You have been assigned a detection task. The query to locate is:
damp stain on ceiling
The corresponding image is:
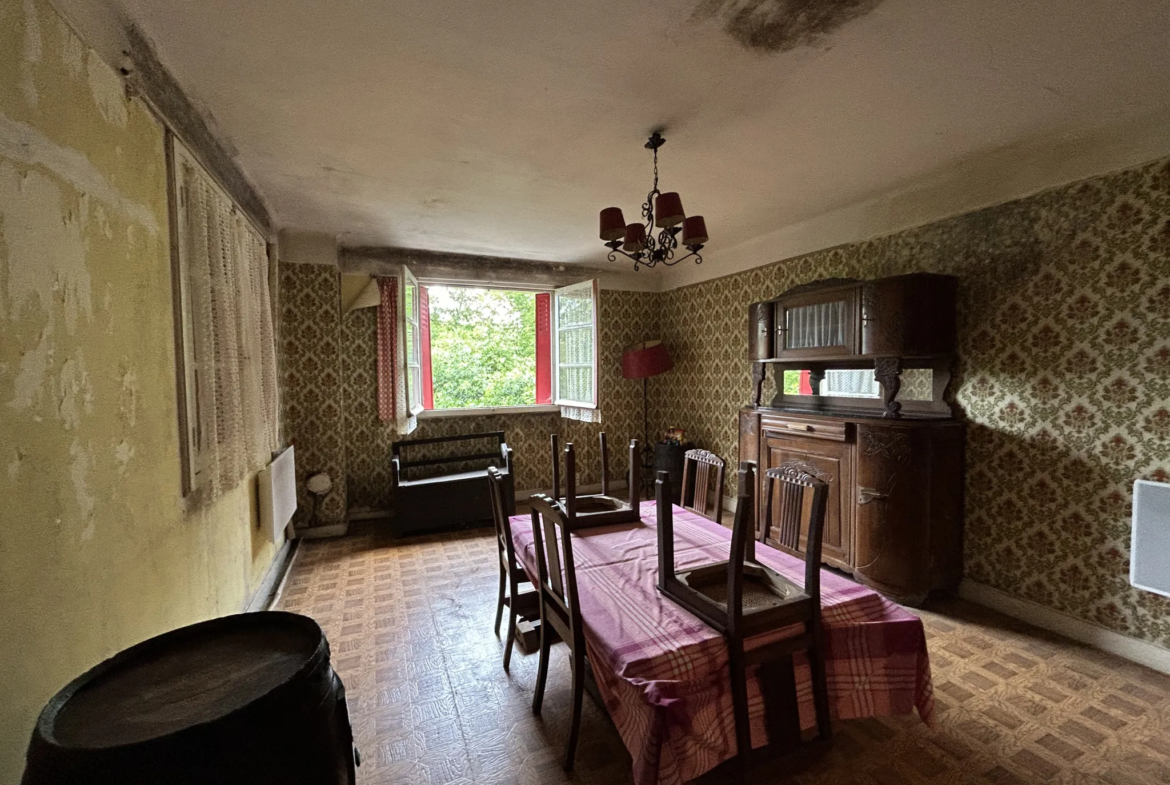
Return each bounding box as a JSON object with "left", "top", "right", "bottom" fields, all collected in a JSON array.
[{"left": 693, "top": 0, "right": 884, "bottom": 53}]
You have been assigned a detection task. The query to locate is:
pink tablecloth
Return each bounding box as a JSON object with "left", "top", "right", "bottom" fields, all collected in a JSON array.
[{"left": 510, "top": 501, "right": 934, "bottom": 785}]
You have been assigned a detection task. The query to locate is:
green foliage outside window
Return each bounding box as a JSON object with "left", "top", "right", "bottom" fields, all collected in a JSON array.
[
  {"left": 429, "top": 287, "right": 536, "bottom": 408},
  {"left": 783, "top": 369, "right": 802, "bottom": 395}
]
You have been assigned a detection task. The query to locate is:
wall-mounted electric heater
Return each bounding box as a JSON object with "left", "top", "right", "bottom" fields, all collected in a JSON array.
[
  {"left": 1131, "top": 479, "right": 1170, "bottom": 597},
  {"left": 258, "top": 445, "right": 297, "bottom": 543}
]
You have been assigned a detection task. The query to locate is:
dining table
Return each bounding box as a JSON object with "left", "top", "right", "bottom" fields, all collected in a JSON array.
[{"left": 508, "top": 500, "right": 934, "bottom": 785}]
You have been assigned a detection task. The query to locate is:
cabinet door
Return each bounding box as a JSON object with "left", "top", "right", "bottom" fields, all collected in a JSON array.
[
  {"left": 853, "top": 425, "right": 931, "bottom": 603},
  {"left": 775, "top": 287, "right": 859, "bottom": 361},
  {"left": 760, "top": 431, "right": 852, "bottom": 570}
]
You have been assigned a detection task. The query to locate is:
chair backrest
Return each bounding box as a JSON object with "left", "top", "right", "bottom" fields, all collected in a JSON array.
[
  {"left": 487, "top": 464, "right": 516, "bottom": 566},
  {"left": 528, "top": 493, "right": 582, "bottom": 638},
  {"left": 762, "top": 462, "right": 830, "bottom": 604},
  {"left": 681, "top": 449, "right": 725, "bottom": 522}
]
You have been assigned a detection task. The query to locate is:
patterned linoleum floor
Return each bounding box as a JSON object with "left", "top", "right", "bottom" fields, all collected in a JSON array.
[{"left": 276, "top": 524, "right": 1170, "bottom": 784}]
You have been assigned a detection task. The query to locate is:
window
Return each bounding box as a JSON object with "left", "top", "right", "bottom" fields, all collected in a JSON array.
[
  {"left": 404, "top": 268, "right": 423, "bottom": 414},
  {"left": 169, "top": 134, "right": 279, "bottom": 500},
  {"left": 401, "top": 278, "right": 597, "bottom": 414},
  {"left": 553, "top": 280, "right": 598, "bottom": 409}
]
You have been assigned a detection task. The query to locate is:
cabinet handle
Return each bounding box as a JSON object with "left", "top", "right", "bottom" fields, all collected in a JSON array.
[
  {"left": 858, "top": 487, "right": 889, "bottom": 505},
  {"left": 786, "top": 423, "right": 813, "bottom": 432}
]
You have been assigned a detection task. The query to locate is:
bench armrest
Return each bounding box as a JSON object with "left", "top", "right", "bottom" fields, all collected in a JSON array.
[
  {"left": 500, "top": 443, "right": 514, "bottom": 473},
  {"left": 391, "top": 456, "right": 401, "bottom": 487}
]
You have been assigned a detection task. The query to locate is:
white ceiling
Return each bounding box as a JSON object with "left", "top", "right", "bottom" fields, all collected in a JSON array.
[{"left": 73, "top": 0, "right": 1170, "bottom": 273}]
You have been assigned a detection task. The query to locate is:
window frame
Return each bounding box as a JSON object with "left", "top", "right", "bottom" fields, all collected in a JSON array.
[
  {"left": 552, "top": 279, "right": 599, "bottom": 410},
  {"left": 167, "top": 131, "right": 277, "bottom": 498},
  {"left": 403, "top": 267, "right": 424, "bottom": 416},
  {"left": 415, "top": 281, "right": 548, "bottom": 414}
]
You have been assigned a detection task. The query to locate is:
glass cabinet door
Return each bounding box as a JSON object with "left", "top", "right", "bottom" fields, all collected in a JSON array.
[{"left": 776, "top": 288, "right": 859, "bottom": 359}]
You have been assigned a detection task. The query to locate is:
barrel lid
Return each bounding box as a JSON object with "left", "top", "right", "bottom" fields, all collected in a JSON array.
[{"left": 42, "top": 612, "right": 326, "bottom": 749}]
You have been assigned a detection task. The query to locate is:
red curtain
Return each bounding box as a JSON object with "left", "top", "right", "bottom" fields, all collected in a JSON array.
[
  {"left": 376, "top": 277, "right": 397, "bottom": 422},
  {"left": 535, "top": 292, "right": 552, "bottom": 404}
]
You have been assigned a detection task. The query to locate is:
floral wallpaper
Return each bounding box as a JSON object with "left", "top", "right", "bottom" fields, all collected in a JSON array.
[
  {"left": 280, "top": 263, "right": 347, "bottom": 525},
  {"left": 655, "top": 155, "right": 1170, "bottom": 648}
]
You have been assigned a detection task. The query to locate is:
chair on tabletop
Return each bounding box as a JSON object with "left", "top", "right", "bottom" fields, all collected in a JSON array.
[
  {"left": 487, "top": 465, "right": 536, "bottom": 672},
  {"left": 656, "top": 461, "right": 832, "bottom": 767},
  {"left": 549, "top": 432, "right": 641, "bottom": 528},
  {"left": 528, "top": 493, "right": 591, "bottom": 771}
]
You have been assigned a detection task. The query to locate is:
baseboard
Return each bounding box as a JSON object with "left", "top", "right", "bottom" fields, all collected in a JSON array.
[
  {"left": 959, "top": 579, "right": 1170, "bottom": 675},
  {"left": 348, "top": 509, "right": 392, "bottom": 521},
  {"left": 244, "top": 538, "right": 297, "bottom": 612},
  {"left": 296, "top": 521, "right": 349, "bottom": 539}
]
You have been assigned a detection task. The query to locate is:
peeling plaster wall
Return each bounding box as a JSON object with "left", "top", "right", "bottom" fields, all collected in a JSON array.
[{"left": 0, "top": 0, "right": 280, "bottom": 778}]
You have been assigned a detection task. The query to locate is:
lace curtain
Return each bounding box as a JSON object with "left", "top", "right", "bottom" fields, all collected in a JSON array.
[{"left": 174, "top": 140, "right": 280, "bottom": 501}]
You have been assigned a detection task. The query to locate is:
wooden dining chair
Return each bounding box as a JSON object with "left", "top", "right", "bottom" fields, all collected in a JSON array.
[
  {"left": 656, "top": 461, "right": 832, "bottom": 765},
  {"left": 488, "top": 464, "right": 536, "bottom": 673},
  {"left": 549, "top": 433, "right": 641, "bottom": 528},
  {"left": 680, "top": 448, "right": 726, "bottom": 523},
  {"left": 528, "top": 492, "right": 590, "bottom": 772}
]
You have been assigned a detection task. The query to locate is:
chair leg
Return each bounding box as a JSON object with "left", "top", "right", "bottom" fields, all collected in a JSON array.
[
  {"left": 563, "top": 646, "right": 585, "bottom": 771},
  {"left": 532, "top": 608, "right": 551, "bottom": 715},
  {"left": 494, "top": 562, "right": 506, "bottom": 637},
  {"left": 728, "top": 643, "right": 752, "bottom": 761},
  {"left": 503, "top": 598, "right": 519, "bottom": 673},
  {"left": 809, "top": 636, "right": 832, "bottom": 742}
]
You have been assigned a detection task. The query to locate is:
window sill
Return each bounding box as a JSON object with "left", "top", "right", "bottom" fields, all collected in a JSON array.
[{"left": 418, "top": 404, "right": 562, "bottom": 419}]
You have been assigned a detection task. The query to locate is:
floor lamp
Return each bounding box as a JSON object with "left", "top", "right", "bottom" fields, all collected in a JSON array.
[{"left": 621, "top": 340, "right": 674, "bottom": 497}]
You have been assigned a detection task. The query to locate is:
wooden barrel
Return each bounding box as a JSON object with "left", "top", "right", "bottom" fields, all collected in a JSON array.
[{"left": 22, "top": 611, "right": 357, "bottom": 785}]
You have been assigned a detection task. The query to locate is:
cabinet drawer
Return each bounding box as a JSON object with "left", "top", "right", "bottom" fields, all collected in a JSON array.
[{"left": 761, "top": 415, "right": 847, "bottom": 442}]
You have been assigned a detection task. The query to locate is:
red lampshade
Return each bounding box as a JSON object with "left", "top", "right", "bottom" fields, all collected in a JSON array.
[
  {"left": 623, "top": 223, "right": 647, "bottom": 251},
  {"left": 599, "top": 207, "right": 626, "bottom": 241},
  {"left": 622, "top": 340, "right": 673, "bottom": 379},
  {"left": 654, "top": 192, "right": 685, "bottom": 228},
  {"left": 682, "top": 215, "right": 708, "bottom": 246}
]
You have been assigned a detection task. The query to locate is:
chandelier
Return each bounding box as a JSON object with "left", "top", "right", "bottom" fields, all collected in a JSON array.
[{"left": 598, "top": 131, "right": 707, "bottom": 271}]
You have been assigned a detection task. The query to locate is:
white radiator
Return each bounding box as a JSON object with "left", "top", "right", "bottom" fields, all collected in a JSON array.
[
  {"left": 1131, "top": 479, "right": 1170, "bottom": 597},
  {"left": 258, "top": 445, "right": 297, "bottom": 543}
]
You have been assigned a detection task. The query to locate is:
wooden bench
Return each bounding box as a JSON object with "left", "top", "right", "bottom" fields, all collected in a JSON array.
[{"left": 391, "top": 431, "right": 515, "bottom": 536}]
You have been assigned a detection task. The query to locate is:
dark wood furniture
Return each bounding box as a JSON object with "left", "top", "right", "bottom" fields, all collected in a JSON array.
[
  {"left": 680, "top": 449, "right": 725, "bottom": 523},
  {"left": 550, "top": 432, "right": 641, "bottom": 528},
  {"left": 653, "top": 440, "right": 694, "bottom": 504},
  {"left": 749, "top": 273, "right": 957, "bottom": 418},
  {"left": 742, "top": 273, "right": 964, "bottom": 606},
  {"left": 656, "top": 462, "right": 831, "bottom": 764},
  {"left": 488, "top": 466, "right": 537, "bottom": 672},
  {"left": 390, "top": 431, "right": 514, "bottom": 536},
  {"left": 529, "top": 493, "right": 590, "bottom": 772},
  {"left": 23, "top": 612, "right": 357, "bottom": 785}
]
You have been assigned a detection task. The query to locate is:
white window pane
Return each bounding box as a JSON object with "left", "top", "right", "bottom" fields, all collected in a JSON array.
[
  {"left": 558, "top": 326, "right": 592, "bottom": 365},
  {"left": 557, "top": 290, "right": 593, "bottom": 326}
]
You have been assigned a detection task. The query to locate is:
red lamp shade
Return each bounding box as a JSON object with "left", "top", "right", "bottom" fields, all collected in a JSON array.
[
  {"left": 623, "top": 223, "right": 647, "bottom": 251},
  {"left": 682, "top": 215, "right": 708, "bottom": 246},
  {"left": 654, "top": 192, "right": 685, "bottom": 228},
  {"left": 622, "top": 340, "right": 673, "bottom": 380},
  {"left": 599, "top": 207, "right": 626, "bottom": 241}
]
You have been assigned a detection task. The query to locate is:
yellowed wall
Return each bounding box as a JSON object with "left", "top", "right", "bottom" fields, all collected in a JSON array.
[{"left": 0, "top": 0, "right": 280, "bottom": 778}]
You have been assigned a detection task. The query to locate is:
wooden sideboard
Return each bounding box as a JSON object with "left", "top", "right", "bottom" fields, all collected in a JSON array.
[
  {"left": 739, "top": 409, "right": 963, "bottom": 605},
  {"left": 740, "top": 273, "right": 964, "bottom": 605}
]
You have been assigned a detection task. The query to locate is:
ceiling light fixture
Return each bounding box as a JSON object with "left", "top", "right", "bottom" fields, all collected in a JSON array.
[{"left": 598, "top": 131, "right": 707, "bottom": 271}]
